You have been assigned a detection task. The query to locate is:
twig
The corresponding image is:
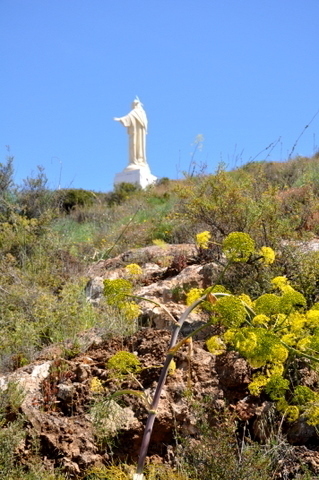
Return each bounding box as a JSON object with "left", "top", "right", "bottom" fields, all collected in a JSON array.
[
  {"left": 288, "top": 107, "right": 319, "bottom": 159},
  {"left": 250, "top": 136, "right": 281, "bottom": 163}
]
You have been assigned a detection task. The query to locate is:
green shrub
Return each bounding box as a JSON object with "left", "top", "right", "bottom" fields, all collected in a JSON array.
[
  {"left": 0, "top": 278, "right": 99, "bottom": 369},
  {"left": 56, "top": 188, "right": 96, "bottom": 213},
  {"left": 176, "top": 164, "right": 319, "bottom": 248},
  {"left": 105, "top": 182, "right": 141, "bottom": 206},
  {"left": 0, "top": 211, "right": 54, "bottom": 267},
  {"left": 0, "top": 155, "right": 14, "bottom": 195},
  {"left": 0, "top": 382, "right": 26, "bottom": 477},
  {"left": 18, "top": 166, "right": 59, "bottom": 219},
  {"left": 178, "top": 409, "right": 271, "bottom": 480},
  {"left": 85, "top": 464, "right": 189, "bottom": 480},
  {"left": 0, "top": 416, "right": 26, "bottom": 477}
]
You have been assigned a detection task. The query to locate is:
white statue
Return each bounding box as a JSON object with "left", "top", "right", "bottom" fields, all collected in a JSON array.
[{"left": 114, "top": 97, "right": 148, "bottom": 170}]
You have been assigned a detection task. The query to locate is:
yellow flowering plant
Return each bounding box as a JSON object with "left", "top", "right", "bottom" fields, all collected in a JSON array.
[
  {"left": 102, "top": 232, "right": 319, "bottom": 479},
  {"left": 259, "top": 246, "right": 276, "bottom": 265},
  {"left": 107, "top": 351, "right": 141, "bottom": 378},
  {"left": 222, "top": 232, "right": 255, "bottom": 262},
  {"left": 103, "top": 278, "right": 141, "bottom": 323},
  {"left": 90, "top": 377, "right": 104, "bottom": 394},
  {"left": 204, "top": 274, "right": 319, "bottom": 429},
  {"left": 195, "top": 231, "right": 211, "bottom": 249},
  {"left": 152, "top": 238, "right": 167, "bottom": 247},
  {"left": 125, "top": 263, "right": 143, "bottom": 276},
  {"left": 185, "top": 288, "right": 204, "bottom": 306}
]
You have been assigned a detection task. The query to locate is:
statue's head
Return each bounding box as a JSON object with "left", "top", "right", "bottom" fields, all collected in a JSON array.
[{"left": 132, "top": 96, "right": 142, "bottom": 108}]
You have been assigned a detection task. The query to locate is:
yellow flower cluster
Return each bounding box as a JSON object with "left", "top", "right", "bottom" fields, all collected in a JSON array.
[
  {"left": 259, "top": 246, "right": 276, "bottom": 265},
  {"left": 185, "top": 272, "right": 319, "bottom": 425},
  {"left": 107, "top": 351, "right": 141, "bottom": 377},
  {"left": 285, "top": 406, "right": 300, "bottom": 422},
  {"left": 250, "top": 372, "right": 289, "bottom": 401},
  {"left": 238, "top": 293, "right": 253, "bottom": 308},
  {"left": 248, "top": 374, "right": 268, "bottom": 396},
  {"left": 103, "top": 278, "right": 141, "bottom": 321},
  {"left": 288, "top": 311, "right": 306, "bottom": 333},
  {"left": 225, "top": 326, "right": 288, "bottom": 368},
  {"left": 279, "top": 290, "right": 306, "bottom": 314},
  {"left": 214, "top": 295, "right": 247, "bottom": 328},
  {"left": 296, "top": 337, "right": 311, "bottom": 351},
  {"left": 306, "top": 309, "right": 319, "bottom": 327},
  {"left": 277, "top": 399, "right": 300, "bottom": 422},
  {"left": 103, "top": 278, "right": 133, "bottom": 303},
  {"left": 125, "top": 263, "right": 143, "bottom": 276},
  {"left": 195, "top": 231, "right": 211, "bottom": 249},
  {"left": 222, "top": 232, "right": 255, "bottom": 262},
  {"left": 267, "top": 363, "right": 284, "bottom": 377},
  {"left": 271, "top": 276, "right": 291, "bottom": 291},
  {"left": 90, "top": 377, "right": 104, "bottom": 394},
  {"left": 281, "top": 332, "right": 297, "bottom": 346},
  {"left": 252, "top": 314, "right": 270, "bottom": 326},
  {"left": 206, "top": 336, "right": 226, "bottom": 355},
  {"left": 120, "top": 301, "right": 141, "bottom": 321},
  {"left": 152, "top": 238, "right": 167, "bottom": 247},
  {"left": 306, "top": 405, "right": 319, "bottom": 426},
  {"left": 211, "top": 284, "right": 231, "bottom": 294},
  {"left": 185, "top": 288, "right": 204, "bottom": 306}
]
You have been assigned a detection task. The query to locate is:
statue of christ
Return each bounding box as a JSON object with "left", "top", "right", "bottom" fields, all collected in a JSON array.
[{"left": 114, "top": 97, "right": 148, "bottom": 169}]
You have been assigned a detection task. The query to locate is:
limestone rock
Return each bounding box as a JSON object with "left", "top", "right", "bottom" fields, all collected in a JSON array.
[
  {"left": 87, "top": 243, "right": 197, "bottom": 277},
  {"left": 85, "top": 244, "right": 221, "bottom": 332}
]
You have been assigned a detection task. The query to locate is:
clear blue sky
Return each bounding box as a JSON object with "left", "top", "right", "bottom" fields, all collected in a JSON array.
[{"left": 1, "top": 0, "right": 319, "bottom": 192}]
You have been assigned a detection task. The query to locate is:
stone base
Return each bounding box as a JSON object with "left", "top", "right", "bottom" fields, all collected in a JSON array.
[{"left": 114, "top": 166, "right": 157, "bottom": 189}]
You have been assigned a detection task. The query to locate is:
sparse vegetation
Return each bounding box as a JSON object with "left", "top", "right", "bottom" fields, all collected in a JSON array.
[{"left": 2, "top": 155, "right": 319, "bottom": 478}]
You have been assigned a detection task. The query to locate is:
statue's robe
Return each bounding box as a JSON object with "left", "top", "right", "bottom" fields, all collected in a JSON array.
[{"left": 118, "top": 106, "right": 148, "bottom": 168}]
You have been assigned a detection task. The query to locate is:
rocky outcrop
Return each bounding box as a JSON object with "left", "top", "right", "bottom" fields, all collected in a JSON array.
[
  {"left": 87, "top": 243, "right": 198, "bottom": 277},
  {"left": 2, "top": 323, "right": 319, "bottom": 477},
  {"left": 0, "top": 328, "right": 251, "bottom": 474},
  {"left": 86, "top": 244, "right": 222, "bottom": 330}
]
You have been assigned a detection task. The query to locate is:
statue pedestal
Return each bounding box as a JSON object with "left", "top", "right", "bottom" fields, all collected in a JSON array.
[{"left": 114, "top": 165, "right": 157, "bottom": 189}]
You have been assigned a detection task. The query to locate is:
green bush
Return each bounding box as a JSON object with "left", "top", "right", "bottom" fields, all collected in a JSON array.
[
  {"left": 105, "top": 182, "right": 141, "bottom": 206},
  {"left": 176, "top": 162, "right": 319, "bottom": 248},
  {"left": 178, "top": 409, "right": 271, "bottom": 480},
  {"left": 0, "top": 278, "right": 99, "bottom": 369},
  {"left": 18, "top": 166, "right": 58, "bottom": 219},
  {"left": 0, "top": 382, "right": 26, "bottom": 477},
  {"left": 56, "top": 188, "right": 96, "bottom": 213}
]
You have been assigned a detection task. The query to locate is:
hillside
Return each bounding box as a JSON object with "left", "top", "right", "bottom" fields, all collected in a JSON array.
[{"left": 1, "top": 155, "right": 319, "bottom": 479}]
